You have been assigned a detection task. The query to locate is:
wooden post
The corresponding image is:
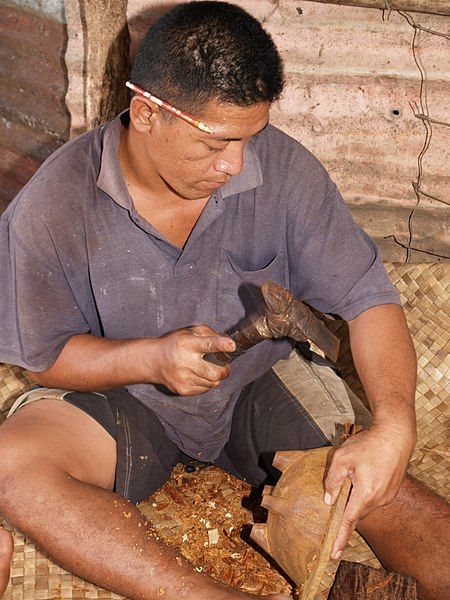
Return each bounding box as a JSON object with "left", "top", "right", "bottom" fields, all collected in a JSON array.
[
  {"left": 299, "top": 0, "right": 450, "bottom": 17},
  {"left": 329, "top": 561, "right": 418, "bottom": 599},
  {"left": 64, "top": 0, "right": 130, "bottom": 137}
]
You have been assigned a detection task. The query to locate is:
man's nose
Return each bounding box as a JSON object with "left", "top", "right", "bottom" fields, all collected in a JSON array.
[{"left": 214, "top": 142, "right": 245, "bottom": 176}]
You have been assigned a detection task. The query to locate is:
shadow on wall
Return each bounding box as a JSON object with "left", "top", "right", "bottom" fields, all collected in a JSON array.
[
  {"left": 95, "top": 1, "right": 182, "bottom": 125},
  {"left": 128, "top": 2, "right": 180, "bottom": 61}
]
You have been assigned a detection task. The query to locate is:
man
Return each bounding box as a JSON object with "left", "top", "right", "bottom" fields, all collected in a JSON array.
[{"left": 0, "top": 2, "right": 448, "bottom": 599}]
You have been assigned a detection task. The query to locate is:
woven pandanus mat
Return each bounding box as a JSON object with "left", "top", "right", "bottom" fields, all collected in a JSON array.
[
  {"left": 0, "top": 521, "right": 124, "bottom": 600},
  {"left": 0, "top": 364, "right": 33, "bottom": 422},
  {"left": 0, "top": 467, "right": 290, "bottom": 600},
  {"left": 327, "top": 262, "right": 450, "bottom": 501}
]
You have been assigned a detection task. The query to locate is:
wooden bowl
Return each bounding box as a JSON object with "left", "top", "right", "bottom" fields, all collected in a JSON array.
[{"left": 250, "top": 447, "right": 351, "bottom": 599}]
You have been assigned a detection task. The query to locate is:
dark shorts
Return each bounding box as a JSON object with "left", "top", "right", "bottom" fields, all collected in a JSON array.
[{"left": 8, "top": 351, "right": 372, "bottom": 504}]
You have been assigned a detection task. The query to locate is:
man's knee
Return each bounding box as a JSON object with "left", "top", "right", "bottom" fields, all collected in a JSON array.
[{"left": 0, "top": 398, "right": 117, "bottom": 493}]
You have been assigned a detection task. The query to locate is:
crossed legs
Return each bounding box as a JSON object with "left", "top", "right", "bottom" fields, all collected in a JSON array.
[
  {"left": 0, "top": 382, "right": 448, "bottom": 599},
  {"left": 0, "top": 399, "right": 289, "bottom": 600}
]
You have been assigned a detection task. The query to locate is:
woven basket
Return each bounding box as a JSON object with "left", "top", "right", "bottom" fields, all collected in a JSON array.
[{"left": 0, "top": 262, "right": 448, "bottom": 599}]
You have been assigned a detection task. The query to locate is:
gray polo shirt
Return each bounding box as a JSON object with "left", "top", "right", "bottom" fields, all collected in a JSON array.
[{"left": 0, "top": 112, "right": 400, "bottom": 460}]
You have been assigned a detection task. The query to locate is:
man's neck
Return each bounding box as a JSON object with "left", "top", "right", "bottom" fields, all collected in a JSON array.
[{"left": 119, "top": 124, "right": 169, "bottom": 202}]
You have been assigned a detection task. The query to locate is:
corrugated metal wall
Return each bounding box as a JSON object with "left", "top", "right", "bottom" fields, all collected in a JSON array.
[
  {"left": 128, "top": 0, "right": 450, "bottom": 261},
  {"left": 4, "top": 0, "right": 65, "bottom": 21},
  {"left": 1, "top": 0, "right": 448, "bottom": 260},
  {"left": 271, "top": 2, "right": 449, "bottom": 261},
  {"left": 0, "top": 1, "right": 69, "bottom": 213}
]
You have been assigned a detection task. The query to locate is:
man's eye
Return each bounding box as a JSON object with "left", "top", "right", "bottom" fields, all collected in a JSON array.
[{"left": 203, "top": 142, "right": 226, "bottom": 153}]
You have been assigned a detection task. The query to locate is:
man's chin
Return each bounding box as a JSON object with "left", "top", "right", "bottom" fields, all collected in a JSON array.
[
  {"left": 180, "top": 186, "right": 219, "bottom": 201},
  {"left": 163, "top": 180, "right": 215, "bottom": 202}
]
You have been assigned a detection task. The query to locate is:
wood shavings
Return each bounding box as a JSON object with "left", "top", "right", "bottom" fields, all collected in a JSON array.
[
  {"left": 208, "top": 529, "right": 219, "bottom": 545},
  {"left": 138, "top": 464, "right": 292, "bottom": 596}
]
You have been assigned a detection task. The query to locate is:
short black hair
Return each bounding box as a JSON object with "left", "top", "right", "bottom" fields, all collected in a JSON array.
[{"left": 130, "top": 1, "right": 284, "bottom": 116}]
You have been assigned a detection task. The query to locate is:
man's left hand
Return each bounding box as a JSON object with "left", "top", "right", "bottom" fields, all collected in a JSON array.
[{"left": 323, "top": 422, "right": 416, "bottom": 559}]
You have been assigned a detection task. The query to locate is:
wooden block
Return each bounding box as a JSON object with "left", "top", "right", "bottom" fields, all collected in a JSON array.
[{"left": 328, "top": 560, "right": 417, "bottom": 599}]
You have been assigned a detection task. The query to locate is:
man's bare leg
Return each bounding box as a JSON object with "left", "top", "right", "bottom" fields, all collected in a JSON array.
[
  {"left": 357, "top": 475, "right": 450, "bottom": 600},
  {"left": 0, "top": 529, "right": 12, "bottom": 596},
  {"left": 0, "top": 401, "right": 290, "bottom": 600}
]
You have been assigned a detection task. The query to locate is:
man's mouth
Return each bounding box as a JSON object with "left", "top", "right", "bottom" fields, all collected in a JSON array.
[{"left": 202, "top": 179, "right": 228, "bottom": 188}]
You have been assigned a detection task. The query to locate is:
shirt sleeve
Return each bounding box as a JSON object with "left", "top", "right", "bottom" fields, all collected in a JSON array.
[
  {"left": 290, "top": 180, "right": 401, "bottom": 320},
  {"left": 0, "top": 217, "right": 91, "bottom": 371}
]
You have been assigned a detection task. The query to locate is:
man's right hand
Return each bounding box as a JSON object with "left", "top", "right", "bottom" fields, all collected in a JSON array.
[
  {"left": 26, "top": 327, "right": 235, "bottom": 394},
  {"left": 150, "top": 325, "right": 235, "bottom": 396}
]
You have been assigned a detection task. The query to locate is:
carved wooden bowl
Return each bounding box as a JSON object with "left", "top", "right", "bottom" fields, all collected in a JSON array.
[{"left": 250, "top": 447, "right": 351, "bottom": 600}]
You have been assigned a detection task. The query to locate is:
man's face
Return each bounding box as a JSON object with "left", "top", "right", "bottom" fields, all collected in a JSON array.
[{"left": 139, "top": 99, "right": 270, "bottom": 200}]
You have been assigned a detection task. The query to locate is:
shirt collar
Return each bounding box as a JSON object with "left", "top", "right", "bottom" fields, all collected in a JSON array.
[
  {"left": 96, "top": 110, "right": 264, "bottom": 205},
  {"left": 96, "top": 111, "right": 133, "bottom": 210}
]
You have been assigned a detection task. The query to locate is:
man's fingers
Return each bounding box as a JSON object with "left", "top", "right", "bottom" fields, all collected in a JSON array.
[
  {"left": 324, "top": 455, "right": 352, "bottom": 506},
  {"left": 171, "top": 375, "right": 220, "bottom": 396},
  {"left": 331, "top": 515, "right": 357, "bottom": 560},
  {"left": 156, "top": 326, "right": 235, "bottom": 394},
  {"left": 330, "top": 482, "right": 378, "bottom": 560},
  {"left": 180, "top": 384, "right": 217, "bottom": 396},
  {"left": 189, "top": 324, "right": 216, "bottom": 337},
  {"left": 184, "top": 325, "right": 235, "bottom": 356},
  {"left": 196, "top": 333, "right": 235, "bottom": 355},
  {"left": 330, "top": 493, "right": 363, "bottom": 559},
  {"left": 194, "top": 361, "right": 231, "bottom": 384},
  {"left": 173, "top": 354, "right": 231, "bottom": 395}
]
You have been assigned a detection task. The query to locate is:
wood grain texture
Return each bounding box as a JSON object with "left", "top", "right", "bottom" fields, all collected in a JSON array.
[
  {"left": 64, "top": 0, "right": 130, "bottom": 136},
  {"left": 329, "top": 560, "right": 417, "bottom": 599}
]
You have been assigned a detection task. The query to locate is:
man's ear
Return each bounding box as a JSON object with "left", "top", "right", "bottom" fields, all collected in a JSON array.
[{"left": 129, "top": 96, "right": 161, "bottom": 133}]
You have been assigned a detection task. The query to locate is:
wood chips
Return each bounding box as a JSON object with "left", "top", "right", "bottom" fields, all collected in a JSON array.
[{"left": 140, "top": 463, "right": 294, "bottom": 596}]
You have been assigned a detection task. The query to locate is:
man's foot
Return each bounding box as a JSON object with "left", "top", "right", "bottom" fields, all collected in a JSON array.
[{"left": 0, "top": 528, "right": 13, "bottom": 596}]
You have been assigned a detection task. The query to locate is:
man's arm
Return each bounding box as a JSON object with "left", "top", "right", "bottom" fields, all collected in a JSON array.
[
  {"left": 323, "top": 304, "right": 417, "bottom": 558},
  {"left": 27, "top": 328, "right": 235, "bottom": 397}
]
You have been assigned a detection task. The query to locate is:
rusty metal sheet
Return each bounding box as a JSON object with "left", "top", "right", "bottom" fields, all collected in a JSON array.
[{"left": 0, "top": 3, "right": 70, "bottom": 211}]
